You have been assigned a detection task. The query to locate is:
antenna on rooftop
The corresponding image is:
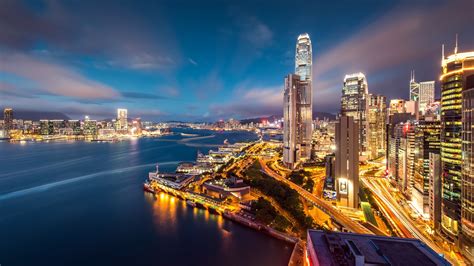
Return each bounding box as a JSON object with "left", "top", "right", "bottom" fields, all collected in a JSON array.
[
  {"left": 442, "top": 44, "right": 445, "bottom": 60},
  {"left": 454, "top": 34, "right": 459, "bottom": 54}
]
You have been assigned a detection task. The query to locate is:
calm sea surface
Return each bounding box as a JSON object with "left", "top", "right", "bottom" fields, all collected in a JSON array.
[{"left": 0, "top": 129, "right": 293, "bottom": 266}]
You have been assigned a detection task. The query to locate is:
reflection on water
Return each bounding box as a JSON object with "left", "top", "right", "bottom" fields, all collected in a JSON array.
[
  {"left": 145, "top": 191, "right": 231, "bottom": 239},
  {"left": 0, "top": 132, "right": 292, "bottom": 266},
  {"left": 151, "top": 192, "right": 178, "bottom": 233}
]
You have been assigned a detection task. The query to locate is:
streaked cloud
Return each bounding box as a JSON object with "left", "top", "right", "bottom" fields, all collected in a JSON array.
[
  {"left": 0, "top": 1, "right": 179, "bottom": 71},
  {"left": 188, "top": 58, "right": 198, "bottom": 66},
  {"left": 0, "top": 52, "right": 120, "bottom": 99},
  {"left": 313, "top": 0, "right": 474, "bottom": 112},
  {"left": 209, "top": 85, "right": 282, "bottom": 119}
]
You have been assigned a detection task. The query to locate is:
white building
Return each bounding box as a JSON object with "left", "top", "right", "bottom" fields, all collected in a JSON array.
[
  {"left": 341, "top": 73, "right": 369, "bottom": 161},
  {"left": 419, "top": 81, "right": 435, "bottom": 114}
]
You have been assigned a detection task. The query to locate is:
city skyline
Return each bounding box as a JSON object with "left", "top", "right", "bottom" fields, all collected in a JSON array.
[
  {"left": 2, "top": 2, "right": 474, "bottom": 264},
  {"left": 1, "top": 0, "right": 473, "bottom": 122}
]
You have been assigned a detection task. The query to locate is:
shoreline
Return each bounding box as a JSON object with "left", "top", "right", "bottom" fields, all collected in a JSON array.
[{"left": 144, "top": 185, "right": 299, "bottom": 246}]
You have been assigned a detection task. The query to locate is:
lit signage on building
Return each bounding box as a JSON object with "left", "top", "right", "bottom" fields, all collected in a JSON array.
[{"left": 339, "top": 178, "right": 348, "bottom": 195}]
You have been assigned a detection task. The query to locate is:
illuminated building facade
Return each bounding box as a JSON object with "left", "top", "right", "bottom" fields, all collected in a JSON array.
[
  {"left": 404, "top": 121, "right": 416, "bottom": 198},
  {"left": 368, "top": 94, "right": 387, "bottom": 159},
  {"left": 341, "top": 73, "right": 369, "bottom": 160},
  {"left": 83, "top": 116, "right": 97, "bottom": 137},
  {"left": 3, "top": 108, "right": 13, "bottom": 131},
  {"left": 283, "top": 74, "right": 309, "bottom": 167},
  {"left": 116, "top": 108, "right": 128, "bottom": 132},
  {"left": 429, "top": 152, "right": 442, "bottom": 231},
  {"left": 460, "top": 56, "right": 474, "bottom": 260},
  {"left": 413, "top": 120, "right": 441, "bottom": 218},
  {"left": 283, "top": 33, "right": 313, "bottom": 168},
  {"left": 335, "top": 115, "right": 359, "bottom": 208},
  {"left": 389, "top": 99, "right": 406, "bottom": 115},
  {"left": 68, "top": 120, "right": 82, "bottom": 135},
  {"left": 386, "top": 113, "right": 415, "bottom": 191},
  {"left": 40, "top": 120, "right": 51, "bottom": 135},
  {"left": 392, "top": 121, "right": 416, "bottom": 197},
  {"left": 410, "top": 70, "right": 420, "bottom": 102},
  {"left": 295, "top": 33, "right": 313, "bottom": 160},
  {"left": 440, "top": 46, "right": 474, "bottom": 254},
  {"left": 419, "top": 81, "right": 436, "bottom": 114}
]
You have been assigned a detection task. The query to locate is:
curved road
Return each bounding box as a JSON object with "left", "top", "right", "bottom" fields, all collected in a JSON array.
[{"left": 259, "top": 159, "right": 372, "bottom": 235}]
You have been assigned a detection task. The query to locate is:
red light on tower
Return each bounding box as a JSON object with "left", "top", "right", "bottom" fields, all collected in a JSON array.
[{"left": 403, "top": 123, "right": 409, "bottom": 134}]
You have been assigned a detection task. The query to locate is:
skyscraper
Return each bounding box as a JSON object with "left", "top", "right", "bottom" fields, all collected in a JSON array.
[
  {"left": 401, "top": 121, "right": 416, "bottom": 197},
  {"left": 295, "top": 33, "right": 313, "bottom": 160},
  {"left": 3, "top": 108, "right": 13, "bottom": 131},
  {"left": 460, "top": 53, "right": 474, "bottom": 260},
  {"left": 341, "top": 73, "right": 369, "bottom": 160},
  {"left": 412, "top": 120, "right": 441, "bottom": 218},
  {"left": 283, "top": 33, "right": 313, "bottom": 168},
  {"left": 440, "top": 45, "right": 474, "bottom": 257},
  {"left": 335, "top": 115, "right": 359, "bottom": 208},
  {"left": 429, "top": 152, "right": 442, "bottom": 232},
  {"left": 116, "top": 108, "right": 128, "bottom": 132},
  {"left": 419, "top": 81, "right": 435, "bottom": 114},
  {"left": 410, "top": 70, "right": 420, "bottom": 102},
  {"left": 283, "top": 74, "right": 310, "bottom": 168},
  {"left": 368, "top": 94, "right": 387, "bottom": 159},
  {"left": 409, "top": 71, "right": 435, "bottom": 116}
]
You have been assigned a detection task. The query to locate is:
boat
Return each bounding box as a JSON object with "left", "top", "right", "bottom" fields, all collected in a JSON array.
[
  {"left": 181, "top": 133, "right": 199, "bottom": 137},
  {"left": 186, "top": 200, "right": 197, "bottom": 208}
]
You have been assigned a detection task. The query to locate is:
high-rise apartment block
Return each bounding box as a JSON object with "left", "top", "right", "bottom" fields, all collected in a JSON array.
[
  {"left": 368, "top": 94, "right": 387, "bottom": 159},
  {"left": 335, "top": 115, "right": 359, "bottom": 208},
  {"left": 341, "top": 73, "right": 369, "bottom": 160}
]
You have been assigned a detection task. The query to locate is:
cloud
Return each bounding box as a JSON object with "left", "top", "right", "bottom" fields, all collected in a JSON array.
[
  {"left": 313, "top": 0, "right": 474, "bottom": 112},
  {"left": 121, "top": 91, "right": 168, "bottom": 100},
  {"left": 188, "top": 58, "right": 198, "bottom": 66},
  {"left": 0, "top": 1, "right": 180, "bottom": 71},
  {"left": 159, "top": 86, "right": 180, "bottom": 98},
  {"left": 0, "top": 82, "right": 39, "bottom": 99},
  {"left": 187, "top": 70, "right": 223, "bottom": 100},
  {"left": 209, "top": 85, "right": 282, "bottom": 119},
  {"left": 238, "top": 16, "right": 273, "bottom": 49},
  {"left": 225, "top": 10, "right": 274, "bottom": 74},
  {"left": 0, "top": 52, "right": 120, "bottom": 99}
]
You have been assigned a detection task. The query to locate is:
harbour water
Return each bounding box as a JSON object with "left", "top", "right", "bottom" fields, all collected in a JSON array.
[{"left": 0, "top": 129, "right": 293, "bottom": 266}]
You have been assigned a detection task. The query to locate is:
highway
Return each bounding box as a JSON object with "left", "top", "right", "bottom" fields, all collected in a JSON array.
[
  {"left": 361, "top": 176, "right": 459, "bottom": 264},
  {"left": 259, "top": 159, "right": 373, "bottom": 235}
]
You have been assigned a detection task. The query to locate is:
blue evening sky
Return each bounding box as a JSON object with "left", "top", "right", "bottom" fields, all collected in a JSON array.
[{"left": 0, "top": 0, "right": 473, "bottom": 121}]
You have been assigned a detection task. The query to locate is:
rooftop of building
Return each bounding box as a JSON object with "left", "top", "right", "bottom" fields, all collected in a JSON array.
[
  {"left": 442, "top": 50, "right": 474, "bottom": 66},
  {"left": 151, "top": 172, "right": 194, "bottom": 184},
  {"left": 307, "top": 230, "right": 450, "bottom": 266},
  {"left": 204, "top": 177, "right": 249, "bottom": 190},
  {"left": 344, "top": 72, "right": 366, "bottom": 81}
]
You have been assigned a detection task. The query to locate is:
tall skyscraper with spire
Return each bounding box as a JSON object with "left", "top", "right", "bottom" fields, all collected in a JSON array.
[
  {"left": 409, "top": 70, "right": 435, "bottom": 115},
  {"left": 410, "top": 70, "right": 420, "bottom": 102},
  {"left": 440, "top": 38, "right": 474, "bottom": 261},
  {"left": 283, "top": 33, "right": 313, "bottom": 168}
]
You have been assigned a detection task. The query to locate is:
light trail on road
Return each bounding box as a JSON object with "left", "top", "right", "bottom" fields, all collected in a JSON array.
[{"left": 259, "top": 159, "right": 372, "bottom": 235}]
